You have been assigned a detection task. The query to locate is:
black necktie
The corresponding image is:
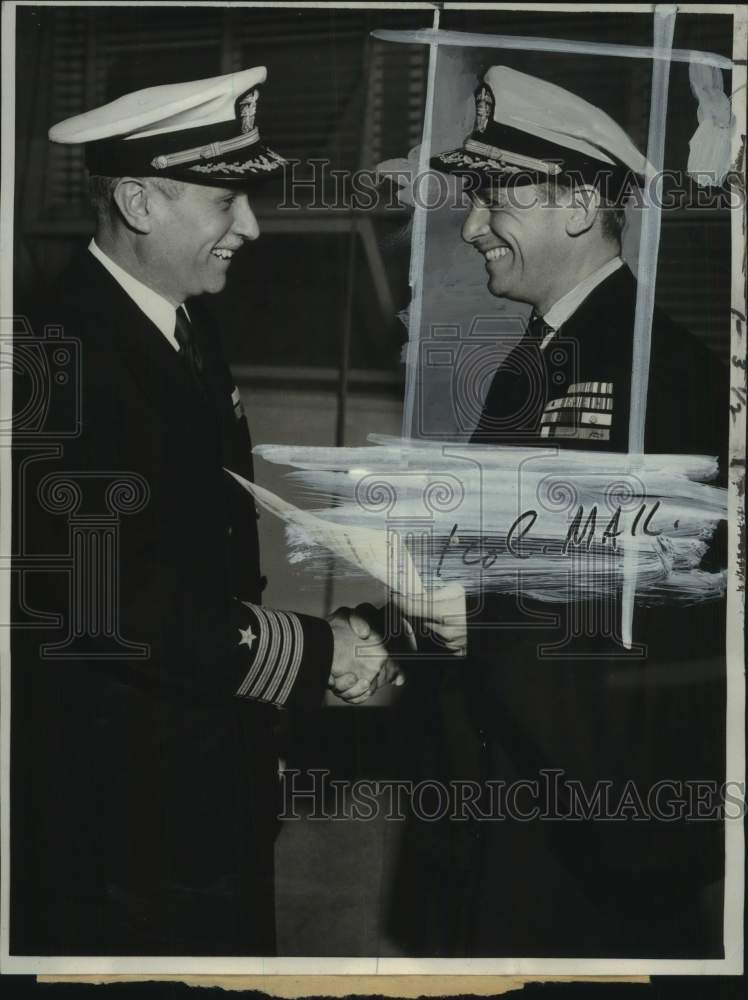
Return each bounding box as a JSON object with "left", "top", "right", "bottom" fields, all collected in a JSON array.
[
  {"left": 174, "top": 307, "right": 208, "bottom": 399},
  {"left": 472, "top": 314, "right": 555, "bottom": 444}
]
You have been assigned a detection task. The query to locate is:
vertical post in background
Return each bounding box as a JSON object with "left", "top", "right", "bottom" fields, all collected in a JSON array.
[
  {"left": 0, "top": 1, "right": 17, "bottom": 963},
  {"left": 620, "top": 4, "right": 677, "bottom": 648},
  {"left": 335, "top": 33, "right": 374, "bottom": 450},
  {"left": 401, "top": 6, "right": 440, "bottom": 440},
  {"left": 724, "top": 5, "right": 747, "bottom": 968},
  {"left": 326, "top": 34, "right": 372, "bottom": 615},
  {"left": 335, "top": 220, "right": 357, "bottom": 449}
]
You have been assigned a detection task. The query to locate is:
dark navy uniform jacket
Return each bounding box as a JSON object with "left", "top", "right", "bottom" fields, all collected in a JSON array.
[
  {"left": 391, "top": 264, "right": 730, "bottom": 959},
  {"left": 11, "top": 250, "right": 332, "bottom": 956}
]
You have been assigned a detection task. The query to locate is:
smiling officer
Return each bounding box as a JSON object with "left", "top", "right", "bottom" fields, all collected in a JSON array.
[
  {"left": 11, "top": 67, "right": 397, "bottom": 957},
  {"left": 408, "top": 65, "right": 730, "bottom": 958}
]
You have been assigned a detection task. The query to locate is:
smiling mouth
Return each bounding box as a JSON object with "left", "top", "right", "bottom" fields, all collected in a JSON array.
[
  {"left": 483, "top": 246, "right": 511, "bottom": 262},
  {"left": 211, "top": 247, "right": 237, "bottom": 261}
]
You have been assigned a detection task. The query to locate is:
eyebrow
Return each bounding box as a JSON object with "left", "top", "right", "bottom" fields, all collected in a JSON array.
[{"left": 469, "top": 190, "right": 507, "bottom": 208}]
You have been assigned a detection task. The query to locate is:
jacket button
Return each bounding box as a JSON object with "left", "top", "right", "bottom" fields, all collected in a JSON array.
[{"left": 260, "top": 575, "right": 268, "bottom": 592}]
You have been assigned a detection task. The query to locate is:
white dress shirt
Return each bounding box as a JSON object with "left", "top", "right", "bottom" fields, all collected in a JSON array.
[
  {"left": 539, "top": 256, "right": 624, "bottom": 350},
  {"left": 88, "top": 239, "right": 181, "bottom": 351}
]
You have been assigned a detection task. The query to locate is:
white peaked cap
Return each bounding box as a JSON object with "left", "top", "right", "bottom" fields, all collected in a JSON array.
[
  {"left": 432, "top": 64, "right": 656, "bottom": 196},
  {"left": 49, "top": 66, "right": 286, "bottom": 185},
  {"left": 484, "top": 66, "right": 655, "bottom": 178},
  {"left": 49, "top": 66, "right": 268, "bottom": 143}
]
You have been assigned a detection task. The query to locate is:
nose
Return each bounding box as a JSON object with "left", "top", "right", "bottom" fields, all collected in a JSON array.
[
  {"left": 461, "top": 203, "right": 490, "bottom": 244},
  {"left": 233, "top": 195, "right": 260, "bottom": 241}
]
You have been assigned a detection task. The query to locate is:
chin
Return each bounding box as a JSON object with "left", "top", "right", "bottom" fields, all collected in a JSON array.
[
  {"left": 487, "top": 278, "right": 509, "bottom": 299},
  {"left": 203, "top": 275, "right": 228, "bottom": 296}
]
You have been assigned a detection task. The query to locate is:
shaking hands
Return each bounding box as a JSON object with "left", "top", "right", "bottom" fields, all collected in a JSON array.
[
  {"left": 327, "top": 582, "right": 467, "bottom": 704},
  {"left": 327, "top": 605, "right": 404, "bottom": 705}
]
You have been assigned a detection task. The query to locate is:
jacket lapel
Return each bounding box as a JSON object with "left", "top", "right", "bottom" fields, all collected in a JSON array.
[
  {"left": 77, "top": 252, "right": 217, "bottom": 433},
  {"left": 551, "top": 265, "right": 635, "bottom": 450}
]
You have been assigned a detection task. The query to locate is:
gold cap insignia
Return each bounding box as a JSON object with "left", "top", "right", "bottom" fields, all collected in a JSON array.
[
  {"left": 239, "top": 89, "right": 259, "bottom": 134},
  {"left": 474, "top": 85, "right": 494, "bottom": 134}
]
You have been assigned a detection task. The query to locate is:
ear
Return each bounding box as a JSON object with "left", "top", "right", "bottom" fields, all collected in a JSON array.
[
  {"left": 112, "top": 178, "right": 152, "bottom": 234},
  {"left": 564, "top": 184, "right": 600, "bottom": 237}
]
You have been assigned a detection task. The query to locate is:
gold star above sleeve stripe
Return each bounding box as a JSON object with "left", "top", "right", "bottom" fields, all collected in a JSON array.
[
  {"left": 235, "top": 604, "right": 305, "bottom": 707},
  {"left": 238, "top": 625, "right": 257, "bottom": 650}
]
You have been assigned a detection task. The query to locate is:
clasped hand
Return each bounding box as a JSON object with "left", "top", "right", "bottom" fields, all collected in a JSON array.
[
  {"left": 327, "top": 604, "right": 404, "bottom": 705},
  {"left": 327, "top": 582, "right": 467, "bottom": 704}
]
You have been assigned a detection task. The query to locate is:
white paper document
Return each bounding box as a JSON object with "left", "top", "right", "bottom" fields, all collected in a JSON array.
[{"left": 225, "top": 468, "right": 426, "bottom": 599}]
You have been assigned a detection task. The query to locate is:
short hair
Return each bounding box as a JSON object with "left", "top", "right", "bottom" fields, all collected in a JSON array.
[
  {"left": 540, "top": 177, "right": 626, "bottom": 246},
  {"left": 87, "top": 174, "right": 185, "bottom": 219},
  {"left": 88, "top": 174, "right": 119, "bottom": 217},
  {"left": 598, "top": 201, "right": 626, "bottom": 243}
]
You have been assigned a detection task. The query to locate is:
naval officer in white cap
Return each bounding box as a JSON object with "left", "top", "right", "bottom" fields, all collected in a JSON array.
[
  {"left": 392, "top": 66, "right": 728, "bottom": 958},
  {"left": 11, "top": 67, "right": 400, "bottom": 957}
]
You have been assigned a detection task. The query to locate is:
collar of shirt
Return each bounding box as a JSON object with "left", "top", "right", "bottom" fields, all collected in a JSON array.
[
  {"left": 88, "top": 239, "right": 181, "bottom": 351},
  {"left": 540, "top": 256, "right": 624, "bottom": 349}
]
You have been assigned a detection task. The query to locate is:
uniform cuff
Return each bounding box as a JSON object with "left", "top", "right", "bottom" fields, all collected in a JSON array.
[
  {"left": 234, "top": 605, "right": 332, "bottom": 710},
  {"left": 282, "top": 612, "right": 334, "bottom": 711}
]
